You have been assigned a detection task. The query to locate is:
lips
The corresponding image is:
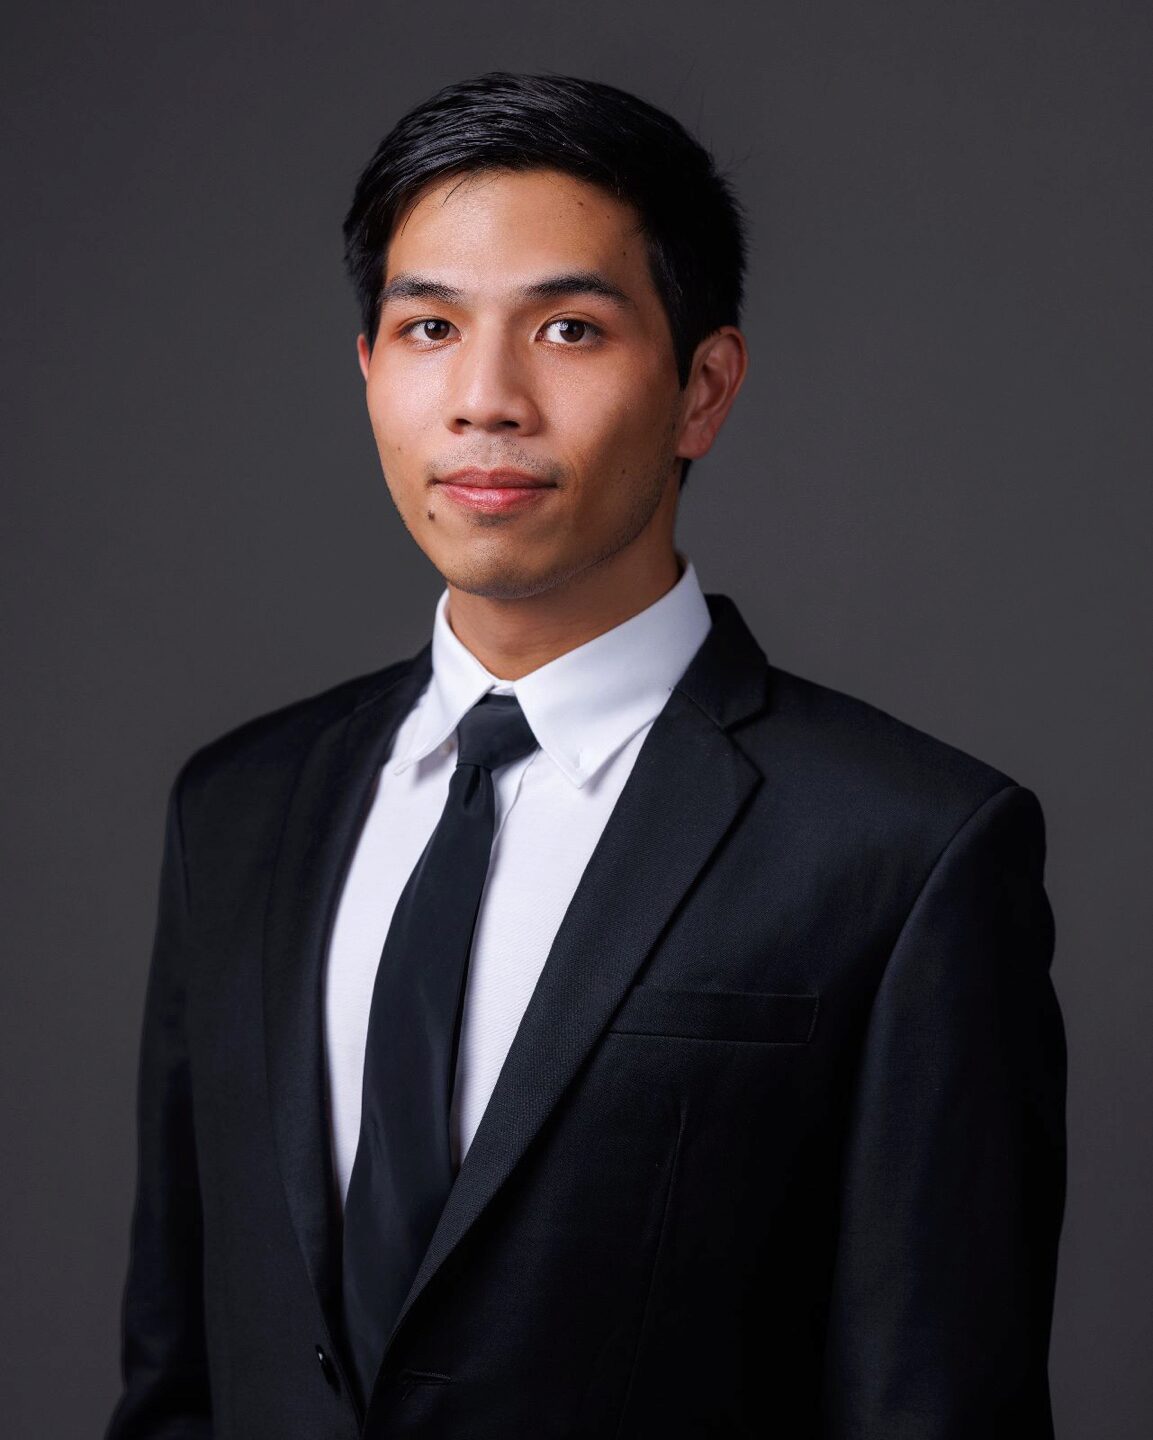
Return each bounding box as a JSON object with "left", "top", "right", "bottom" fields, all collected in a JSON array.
[
  {"left": 435, "top": 468, "right": 555, "bottom": 489},
  {"left": 432, "top": 468, "right": 557, "bottom": 514}
]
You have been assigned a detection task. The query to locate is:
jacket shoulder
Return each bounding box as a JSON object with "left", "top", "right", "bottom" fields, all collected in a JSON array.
[
  {"left": 749, "top": 663, "right": 1023, "bottom": 833},
  {"left": 172, "top": 654, "right": 420, "bottom": 808}
]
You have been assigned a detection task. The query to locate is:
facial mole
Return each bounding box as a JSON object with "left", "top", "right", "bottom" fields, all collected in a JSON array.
[{"left": 427, "top": 508, "right": 436, "bottom": 521}]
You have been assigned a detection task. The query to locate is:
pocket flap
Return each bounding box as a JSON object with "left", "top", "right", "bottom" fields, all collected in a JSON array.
[{"left": 608, "top": 984, "right": 819, "bottom": 1044}]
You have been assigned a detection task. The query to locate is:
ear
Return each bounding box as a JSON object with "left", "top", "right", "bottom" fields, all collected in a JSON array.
[
  {"left": 356, "top": 333, "right": 371, "bottom": 381},
  {"left": 674, "top": 326, "right": 749, "bottom": 462}
]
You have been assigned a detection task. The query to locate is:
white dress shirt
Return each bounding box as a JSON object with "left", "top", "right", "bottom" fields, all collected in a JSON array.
[{"left": 324, "top": 554, "right": 713, "bottom": 1205}]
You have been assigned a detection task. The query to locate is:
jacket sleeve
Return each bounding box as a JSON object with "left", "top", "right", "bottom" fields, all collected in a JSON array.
[
  {"left": 820, "top": 783, "right": 1067, "bottom": 1439},
  {"left": 105, "top": 765, "right": 213, "bottom": 1438}
]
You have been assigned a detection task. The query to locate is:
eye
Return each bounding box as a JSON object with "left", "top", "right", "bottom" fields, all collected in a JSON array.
[
  {"left": 541, "top": 318, "right": 600, "bottom": 345},
  {"left": 400, "top": 317, "right": 457, "bottom": 344}
]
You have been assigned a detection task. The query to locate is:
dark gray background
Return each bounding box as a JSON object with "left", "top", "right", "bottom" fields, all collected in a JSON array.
[{"left": 3, "top": 2, "right": 1150, "bottom": 1434}]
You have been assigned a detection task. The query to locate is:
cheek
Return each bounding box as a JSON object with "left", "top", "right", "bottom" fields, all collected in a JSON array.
[
  {"left": 366, "top": 364, "right": 437, "bottom": 449},
  {"left": 552, "top": 368, "right": 676, "bottom": 462}
]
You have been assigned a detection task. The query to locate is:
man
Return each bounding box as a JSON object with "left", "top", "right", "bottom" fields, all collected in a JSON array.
[{"left": 106, "top": 71, "right": 1066, "bottom": 1439}]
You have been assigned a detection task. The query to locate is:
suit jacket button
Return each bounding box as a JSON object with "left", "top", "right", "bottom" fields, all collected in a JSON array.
[{"left": 315, "top": 1344, "right": 340, "bottom": 1392}]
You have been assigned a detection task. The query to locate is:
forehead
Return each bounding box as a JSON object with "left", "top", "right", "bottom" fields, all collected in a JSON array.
[{"left": 384, "top": 168, "right": 650, "bottom": 284}]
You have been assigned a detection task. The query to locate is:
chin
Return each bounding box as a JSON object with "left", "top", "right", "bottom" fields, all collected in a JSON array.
[
  {"left": 440, "top": 567, "right": 555, "bottom": 602},
  {"left": 436, "top": 549, "right": 574, "bottom": 602}
]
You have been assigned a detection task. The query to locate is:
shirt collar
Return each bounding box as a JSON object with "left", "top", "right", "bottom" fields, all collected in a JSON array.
[{"left": 390, "top": 553, "right": 713, "bottom": 789}]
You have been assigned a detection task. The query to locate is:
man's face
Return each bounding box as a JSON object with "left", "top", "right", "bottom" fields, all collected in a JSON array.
[{"left": 357, "top": 167, "right": 689, "bottom": 601}]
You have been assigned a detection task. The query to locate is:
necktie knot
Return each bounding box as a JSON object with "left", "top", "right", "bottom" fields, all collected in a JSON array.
[{"left": 455, "top": 692, "right": 538, "bottom": 772}]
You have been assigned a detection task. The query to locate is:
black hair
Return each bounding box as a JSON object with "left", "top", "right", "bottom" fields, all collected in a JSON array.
[{"left": 343, "top": 71, "right": 747, "bottom": 487}]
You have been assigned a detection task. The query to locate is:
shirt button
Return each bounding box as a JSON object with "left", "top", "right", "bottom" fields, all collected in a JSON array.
[{"left": 315, "top": 1344, "right": 340, "bottom": 1392}]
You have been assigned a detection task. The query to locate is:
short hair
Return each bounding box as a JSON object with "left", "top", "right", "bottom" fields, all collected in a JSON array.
[{"left": 342, "top": 71, "right": 747, "bottom": 487}]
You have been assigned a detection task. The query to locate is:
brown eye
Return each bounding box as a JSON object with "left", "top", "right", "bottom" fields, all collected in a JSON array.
[
  {"left": 420, "top": 319, "right": 451, "bottom": 341},
  {"left": 543, "top": 318, "right": 598, "bottom": 344}
]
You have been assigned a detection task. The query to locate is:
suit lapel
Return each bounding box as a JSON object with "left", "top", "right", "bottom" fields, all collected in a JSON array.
[
  {"left": 374, "top": 593, "right": 773, "bottom": 1373},
  {"left": 262, "top": 646, "right": 432, "bottom": 1342}
]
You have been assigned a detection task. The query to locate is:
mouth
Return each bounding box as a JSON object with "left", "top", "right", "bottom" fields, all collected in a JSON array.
[{"left": 432, "top": 468, "right": 558, "bottom": 515}]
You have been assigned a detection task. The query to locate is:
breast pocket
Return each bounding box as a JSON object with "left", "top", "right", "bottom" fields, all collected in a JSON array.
[{"left": 607, "top": 984, "right": 819, "bottom": 1045}]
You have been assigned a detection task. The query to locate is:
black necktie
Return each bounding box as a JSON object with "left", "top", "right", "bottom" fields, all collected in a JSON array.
[{"left": 340, "top": 691, "right": 539, "bottom": 1408}]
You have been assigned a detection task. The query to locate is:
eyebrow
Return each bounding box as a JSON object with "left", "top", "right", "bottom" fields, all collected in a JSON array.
[{"left": 377, "top": 270, "right": 635, "bottom": 312}]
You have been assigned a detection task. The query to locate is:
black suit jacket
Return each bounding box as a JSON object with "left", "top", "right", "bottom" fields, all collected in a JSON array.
[{"left": 105, "top": 592, "right": 1066, "bottom": 1439}]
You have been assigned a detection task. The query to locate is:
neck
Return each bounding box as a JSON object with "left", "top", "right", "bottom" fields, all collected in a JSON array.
[{"left": 445, "top": 545, "right": 684, "bottom": 681}]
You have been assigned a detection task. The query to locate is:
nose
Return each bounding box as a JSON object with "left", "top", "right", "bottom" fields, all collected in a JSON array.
[{"left": 445, "top": 326, "right": 541, "bottom": 435}]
